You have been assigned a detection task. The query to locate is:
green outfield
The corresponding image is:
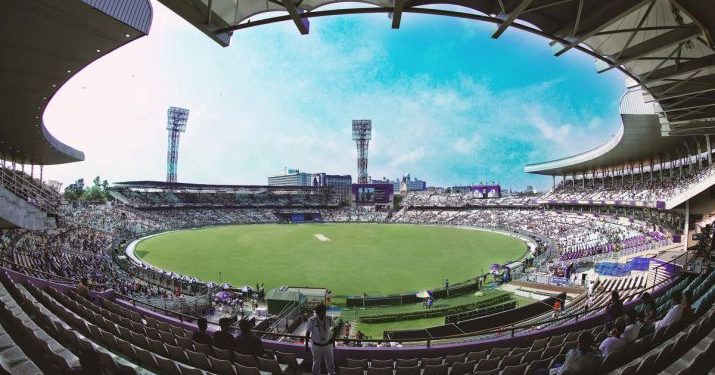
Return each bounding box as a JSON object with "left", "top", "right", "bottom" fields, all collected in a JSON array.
[{"left": 134, "top": 223, "right": 526, "bottom": 296}]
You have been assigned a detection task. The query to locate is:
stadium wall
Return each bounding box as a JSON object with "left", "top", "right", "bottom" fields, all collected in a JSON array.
[{"left": 0, "top": 185, "right": 54, "bottom": 230}]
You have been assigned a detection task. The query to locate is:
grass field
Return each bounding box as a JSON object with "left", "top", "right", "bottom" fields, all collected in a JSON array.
[{"left": 135, "top": 223, "right": 526, "bottom": 296}]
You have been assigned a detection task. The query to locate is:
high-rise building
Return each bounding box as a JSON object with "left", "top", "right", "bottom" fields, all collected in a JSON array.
[
  {"left": 267, "top": 168, "right": 312, "bottom": 186},
  {"left": 399, "top": 173, "right": 427, "bottom": 192}
]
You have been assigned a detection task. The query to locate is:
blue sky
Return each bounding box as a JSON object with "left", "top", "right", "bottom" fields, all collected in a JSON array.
[{"left": 44, "top": 1, "right": 627, "bottom": 191}]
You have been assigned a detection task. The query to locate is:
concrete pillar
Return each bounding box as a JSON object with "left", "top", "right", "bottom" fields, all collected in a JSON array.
[
  {"left": 707, "top": 135, "right": 712, "bottom": 165},
  {"left": 696, "top": 137, "right": 703, "bottom": 169},
  {"left": 683, "top": 141, "right": 692, "bottom": 173},
  {"left": 683, "top": 200, "right": 690, "bottom": 252}
]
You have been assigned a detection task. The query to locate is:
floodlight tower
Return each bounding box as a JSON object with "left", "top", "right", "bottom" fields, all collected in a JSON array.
[
  {"left": 352, "top": 120, "right": 372, "bottom": 184},
  {"left": 166, "top": 106, "right": 190, "bottom": 183}
]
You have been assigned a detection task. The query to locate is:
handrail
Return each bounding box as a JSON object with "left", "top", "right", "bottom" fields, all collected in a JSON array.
[
  {"left": 0, "top": 163, "right": 59, "bottom": 214},
  {"left": 0, "top": 257, "right": 78, "bottom": 285},
  {"left": 112, "top": 272, "right": 679, "bottom": 347},
  {"left": 0, "top": 257, "right": 111, "bottom": 290},
  {"left": 116, "top": 292, "right": 208, "bottom": 323}
]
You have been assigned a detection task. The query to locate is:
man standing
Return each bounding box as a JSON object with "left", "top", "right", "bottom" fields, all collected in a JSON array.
[{"left": 305, "top": 304, "right": 335, "bottom": 375}]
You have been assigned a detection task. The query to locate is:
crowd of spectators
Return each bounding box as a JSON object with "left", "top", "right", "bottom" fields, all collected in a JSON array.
[
  {"left": 543, "top": 162, "right": 715, "bottom": 204},
  {"left": 400, "top": 191, "right": 539, "bottom": 207},
  {"left": 0, "top": 199, "right": 674, "bottom": 305},
  {"left": 392, "top": 208, "right": 668, "bottom": 266},
  {"left": 113, "top": 186, "right": 341, "bottom": 208},
  {"left": 0, "top": 220, "right": 119, "bottom": 285}
]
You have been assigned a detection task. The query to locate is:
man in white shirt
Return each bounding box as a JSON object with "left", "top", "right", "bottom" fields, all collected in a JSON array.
[
  {"left": 550, "top": 332, "right": 602, "bottom": 375},
  {"left": 305, "top": 304, "right": 335, "bottom": 375},
  {"left": 622, "top": 310, "right": 642, "bottom": 343},
  {"left": 599, "top": 319, "right": 627, "bottom": 357},
  {"left": 655, "top": 290, "right": 684, "bottom": 332}
]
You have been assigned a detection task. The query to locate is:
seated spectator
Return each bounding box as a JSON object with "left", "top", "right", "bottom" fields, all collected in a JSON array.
[
  {"left": 605, "top": 291, "right": 623, "bottom": 326},
  {"left": 639, "top": 292, "right": 657, "bottom": 325},
  {"left": 77, "top": 277, "right": 91, "bottom": 300},
  {"left": 192, "top": 317, "right": 212, "bottom": 346},
  {"left": 213, "top": 317, "right": 236, "bottom": 351},
  {"left": 599, "top": 318, "right": 627, "bottom": 357},
  {"left": 655, "top": 290, "right": 685, "bottom": 332},
  {"left": 622, "top": 310, "right": 641, "bottom": 343},
  {"left": 550, "top": 331, "right": 602, "bottom": 375},
  {"left": 235, "top": 319, "right": 264, "bottom": 357}
]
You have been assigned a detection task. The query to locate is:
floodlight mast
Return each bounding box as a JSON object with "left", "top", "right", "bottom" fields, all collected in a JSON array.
[
  {"left": 352, "top": 119, "right": 372, "bottom": 184},
  {"left": 166, "top": 106, "right": 190, "bottom": 183}
]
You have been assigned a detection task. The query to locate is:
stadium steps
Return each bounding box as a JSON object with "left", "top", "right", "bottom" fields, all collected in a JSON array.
[
  {"left": 659, "top": 323, "right": 715, "bottom": 375},
  {"left": 25, "top": 282, "right": 174, "bottom": 374},
  {"left": 607, "top": 308, "right": 715, "bottom": 375},
  {"left": 42, "top": 285, "right": 274, "bottom": 375},
  {"left": 24, "top": 282, "right": 158, "bottom": 374},
  {"left": 0, "top": 296, "right": 41, "bottom": 375},
  {"left": 0, "top": 274, "right": 80, "bottom": 373}
]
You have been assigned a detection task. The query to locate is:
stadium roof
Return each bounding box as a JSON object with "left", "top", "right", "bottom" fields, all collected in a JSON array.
[
  {"left": 0, "top": 0, "right": 152, "bottom": 165},
  {"left": 159, "top": 0, "right": 715, "bottom": 137},
  {"left": 113, "top": 180, "right": 326, "bottom": 191},
  {"left": 524, "top": 91, "right": 685, "bottom": 175},
  {"left": 524, "top": 90, "right": 685, "bottom": 175}
]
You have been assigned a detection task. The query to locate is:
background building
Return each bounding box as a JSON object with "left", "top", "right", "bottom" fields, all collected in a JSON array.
[
  {"left": 267, "top": 168, "right": 312, "bottom": 186},
  {"left": 399, "top": 173, "right": 427, "bottom": 192},
  {"left": 371, "top": 177, "right": 400, "bottom": 192},
  {"left": 313, "top": 173, "right": 352, "bottom": 202}
]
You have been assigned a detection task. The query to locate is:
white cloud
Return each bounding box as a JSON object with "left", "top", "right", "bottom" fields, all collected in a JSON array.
[
  {"left": 38, "top": 4, "right": 624, "bottom": 191},
  {"left": 453, "top": 134, "right": 481, "bottom": 154}
]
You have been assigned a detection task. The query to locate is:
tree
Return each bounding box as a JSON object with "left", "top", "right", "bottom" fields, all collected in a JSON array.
[
  {"left": 63, "top": 178, "right": 84, "bottom": 201},
  {"left": 81, "top": 176, "right": 107, "bottom": 202},
  {"left": 62, "top": 176, "right": 111, "bottom": 203}
]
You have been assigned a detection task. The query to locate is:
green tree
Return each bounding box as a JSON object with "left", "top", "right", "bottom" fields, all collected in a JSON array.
[
  {"left": 81, "top": 176, "right": 108, "bottom": 202},
  {"left": 63, "top": 178, "right": 84, "bottom": 201}
]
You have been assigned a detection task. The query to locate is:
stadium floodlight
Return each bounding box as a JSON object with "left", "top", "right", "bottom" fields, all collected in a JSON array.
[
  {"left": 352, "top": 120, "right": 372, "bottom": 184},
  {"left": 166, "top": 106, "right": 190, "bottom": 183}
]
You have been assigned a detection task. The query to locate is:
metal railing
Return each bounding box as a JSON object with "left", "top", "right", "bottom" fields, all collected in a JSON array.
[
  {"left": 0, "top": 257, "right": 80, "bottom": 286},
  {"left": 0, "top": 163, "right": 59, "bottom": 214},
  {"left": 112, "top": 272, "right": 679, "bottom": 348}
]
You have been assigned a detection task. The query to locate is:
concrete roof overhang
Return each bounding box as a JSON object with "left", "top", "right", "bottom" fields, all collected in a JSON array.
[
  {"left": 524, "top": 111, "right": 683, "bottom": 175},
  {"left": 0, "top": 0, "right": 152, "bottom": 165}
]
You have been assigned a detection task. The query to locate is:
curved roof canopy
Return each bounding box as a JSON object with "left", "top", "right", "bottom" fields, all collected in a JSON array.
[
  {"left": 0, "top": 0, "right": 152, "bottom": 165},
  {"left": 159, "top": 0, "right": 715, "bottom": 136},
  {"left": 524, "top": 91, "right": 685, "bottom": 175}
]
